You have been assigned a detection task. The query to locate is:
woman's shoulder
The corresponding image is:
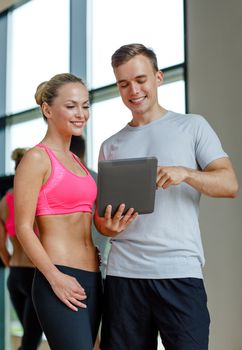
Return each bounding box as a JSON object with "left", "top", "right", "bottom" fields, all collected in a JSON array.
[
  {"left": 24, "top": 145, "right": 49, "bottom": 163},
  {"left": 16, "top": 145, "right": 50, "bottom": 177}
]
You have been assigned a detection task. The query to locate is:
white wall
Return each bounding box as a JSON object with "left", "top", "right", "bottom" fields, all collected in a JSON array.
[{"left": 186, "top": 1, "right": 242, "bottom": 349}]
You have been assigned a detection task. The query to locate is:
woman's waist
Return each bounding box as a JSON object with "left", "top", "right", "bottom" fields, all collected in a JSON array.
[
  {"left": 44, "top": 242, "right": 100, "bottom": 272},
  {"left": 40, "top": 225, "right": 95, "bottom": 248},
  {"left": 9, "top": 252, "right": 34, "bottom": 267}
]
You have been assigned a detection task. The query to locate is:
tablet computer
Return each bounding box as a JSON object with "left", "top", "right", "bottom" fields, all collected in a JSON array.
[{"left": 97, "top": 157, "right": 158, "bottom": 217}]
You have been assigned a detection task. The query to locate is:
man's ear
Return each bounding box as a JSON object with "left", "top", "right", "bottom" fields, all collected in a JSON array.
[
  {"left": 42, "top": 102, "right": 52, "bottom": 120},
  {"left": 156, "top": 70, "right": 164, "bottom": 87}
]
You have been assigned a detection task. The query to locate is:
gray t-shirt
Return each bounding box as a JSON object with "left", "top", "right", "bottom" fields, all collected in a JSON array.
[{"left": 99, "top": 111, "right": 228, "bottom": 279}]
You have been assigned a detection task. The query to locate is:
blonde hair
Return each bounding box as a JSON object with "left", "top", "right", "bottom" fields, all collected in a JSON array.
[
  {"left": 11, "top": 148, "right": 27, "bottom": 170},
  {"left": 34, "top": 73, "right": 86, "bottom": 120}
]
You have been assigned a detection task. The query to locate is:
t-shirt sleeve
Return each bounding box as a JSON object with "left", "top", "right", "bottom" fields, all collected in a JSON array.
[{"left": 194, "top": 115, "right": 228, "bottom": 169}]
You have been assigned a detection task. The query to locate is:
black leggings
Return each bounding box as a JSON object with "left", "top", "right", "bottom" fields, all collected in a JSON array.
[
  {"left": 32, "top": 265, "right": 103, "bottom": 350},
  {"left": 7, "top": 267, "right": 43, "bottom": 350}
]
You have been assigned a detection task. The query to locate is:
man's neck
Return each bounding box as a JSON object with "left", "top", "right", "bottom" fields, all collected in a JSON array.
[{"left": 129, "top": 106, "right": 168, "bottom": 127}]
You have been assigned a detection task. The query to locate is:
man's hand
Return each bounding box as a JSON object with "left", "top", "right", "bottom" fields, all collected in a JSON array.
[
  {"left": 156, "top": 158, "right": 238, "bottom": 198},
  {"left": 156, "top": 166, "right": 188, "bottom": 189}
]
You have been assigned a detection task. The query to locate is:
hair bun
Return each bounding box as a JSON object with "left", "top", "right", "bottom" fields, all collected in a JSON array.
[{"left": 34, "top": 81, "right": 47, "bottom": 105}]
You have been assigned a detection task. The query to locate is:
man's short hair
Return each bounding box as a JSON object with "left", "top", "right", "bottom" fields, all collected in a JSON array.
[{"left": 111, "top": 43, "right": 159, "bottom": 72}]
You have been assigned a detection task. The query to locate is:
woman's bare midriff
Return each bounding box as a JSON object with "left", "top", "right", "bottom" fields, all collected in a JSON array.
[{"left": 36, "top": 211, "right": 99, "bottom": 272}]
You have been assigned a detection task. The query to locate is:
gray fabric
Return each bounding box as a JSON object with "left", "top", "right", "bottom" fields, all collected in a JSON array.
[{"left": 99, "top": 111, "right": 228, "bottom": 279}]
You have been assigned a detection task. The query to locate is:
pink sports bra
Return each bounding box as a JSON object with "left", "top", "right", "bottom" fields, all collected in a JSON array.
[
  {"left": 5, "top": 191, "right": 15, "bottom": 237},
  {"left": 35, "top": 144, "right": 97, "bottom": 216}
]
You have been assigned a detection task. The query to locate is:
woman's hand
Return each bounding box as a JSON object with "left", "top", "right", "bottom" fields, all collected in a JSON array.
[
  {"left": 94, "top": 204, "right": 138, "bottom": 237},
  {"left": 50, "top": 270, "right": 87, "bottom": 311}
]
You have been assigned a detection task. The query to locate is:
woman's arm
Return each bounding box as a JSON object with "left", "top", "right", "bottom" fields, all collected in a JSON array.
[
  {"left": 14, "top": 148, "right": 86, "bottom": 311},
  {"left": 0, "top": 197, "right": 11, "bottom": 266},
  {"left": 0, "top": 221, "right": 10, "bottom": 266}
]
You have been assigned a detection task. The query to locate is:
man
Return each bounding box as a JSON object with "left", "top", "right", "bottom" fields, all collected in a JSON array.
[{"left": 94, "top": 43, "right": 238, "bottom": 350}]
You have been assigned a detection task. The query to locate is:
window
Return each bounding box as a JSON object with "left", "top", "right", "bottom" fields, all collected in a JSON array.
[
  {"left": 89, "top": 0, "right": 184, "bottom": 88},
  {"left": 5, "top": 114, "right": 47, "bottom": 174},
  {"left": 6, "top": 0, "right": 70, "bottom": 115},
  {"left": 90, "top": 97, "right": 131, "bottom": 170},
  {"left": 88, "top": 0, "right": 185, "bottom": 170}
]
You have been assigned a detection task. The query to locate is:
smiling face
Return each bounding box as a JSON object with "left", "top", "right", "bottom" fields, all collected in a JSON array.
[
  {"left": 114, "top": 54, "right": 163, "bottom": 124},
  {"left": 42, "top": 82, "right": 89, "bottom": 137}
]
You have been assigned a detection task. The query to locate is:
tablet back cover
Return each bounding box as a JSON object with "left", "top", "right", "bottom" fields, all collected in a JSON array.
[{"left": 97, "top": 157, "right": 157, "bottom": 217}]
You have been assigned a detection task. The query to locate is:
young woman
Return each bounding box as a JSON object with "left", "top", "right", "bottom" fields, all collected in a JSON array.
[
  {"left": 14, "top": 73, "right": 102, "bottom": 350},
  {"left": 0, "top": 148, "right": 43, "bottom": 350}
]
